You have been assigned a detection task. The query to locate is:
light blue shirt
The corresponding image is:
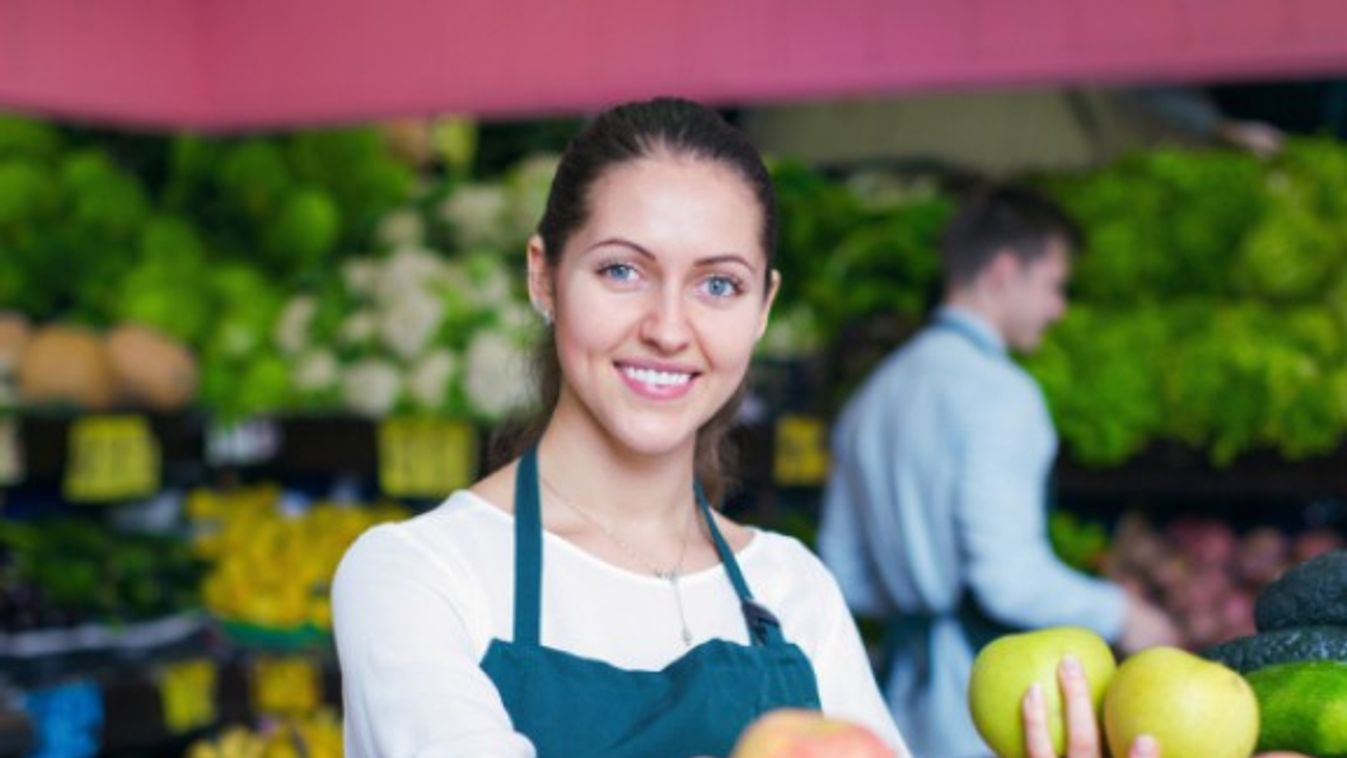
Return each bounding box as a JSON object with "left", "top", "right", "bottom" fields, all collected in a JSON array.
[{"left": 819, "top": 306, "right": 1126, "bottom": 758}]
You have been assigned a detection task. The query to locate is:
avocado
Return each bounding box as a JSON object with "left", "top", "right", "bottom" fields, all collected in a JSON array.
[
  {"left": 1255, "top": 550, "right": 1347, "bottom": 631},
  {"left": 1205, "top": 625, "right": 1347, "bottom": 673}
]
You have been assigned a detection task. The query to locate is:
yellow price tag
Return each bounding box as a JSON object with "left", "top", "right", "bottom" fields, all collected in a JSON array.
[
  {"left": 63, "top": 415, "right": 161, "bottom": 502},
  {"left": 159, "top": 658, "right": 217, "bottom": 733},
  {"left": 378, "top": 418, "right": 477, "bottom": 498},
  {"left": 251, "top": 655, "right": 321, "bottom": 717},
  {"left": 773, "top": 414, "right": 830, "bottom": 487}
]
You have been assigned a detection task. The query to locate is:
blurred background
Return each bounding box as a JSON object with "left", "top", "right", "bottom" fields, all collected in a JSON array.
[{"left": 4, "top": 1, "right": 1347, "bottom": 755}]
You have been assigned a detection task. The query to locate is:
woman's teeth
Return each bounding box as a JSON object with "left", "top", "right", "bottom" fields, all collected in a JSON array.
[{"left": 622, "top": 366, "right": 692, "bottom": 386}]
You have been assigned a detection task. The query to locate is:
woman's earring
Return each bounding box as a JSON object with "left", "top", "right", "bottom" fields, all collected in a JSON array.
[{"left": 533, "top": 301, "right": 554, "bottom": 327}]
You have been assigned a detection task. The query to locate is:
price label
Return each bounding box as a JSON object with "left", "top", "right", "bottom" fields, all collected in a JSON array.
[
  {"left": 251, "top": 655, "right": 321, "bottom": 717},
  {"left": 378, "top": 418, "right": 477, "bottom": 498},
  {"left": 773, "top": 414, "right": 830, "bottom": 487},
  {"left": 159, "top": 658, "right": 217, "bottom": 733},
  {"left": 64, "top": 415, "right": 161, "bottom": 502}
]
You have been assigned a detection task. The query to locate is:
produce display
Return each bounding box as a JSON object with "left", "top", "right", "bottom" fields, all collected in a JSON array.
[
  {"left": 9, "top": 318, "right": 199, "bottom": 412},
  {"left": 0, "top": 518, "right": 204, "bottom": 632},
  {"left": 1200, "top": 550, "right": 1347, "bottom": 755},
  {"left": 1030, "top": 142, "right": 1347, "bottom": 467},
  {"left": 185, "top": 710, "right": 342, "bottom": 758},
  {"left": 7, "top": 109, "right": 1347, "bottom": 471},
  {"left": 1104, "top": 514, "right": 1342, "bottom": 650},
  {"left": 187, "top": 486, "right": 408, "bottom": 633}
]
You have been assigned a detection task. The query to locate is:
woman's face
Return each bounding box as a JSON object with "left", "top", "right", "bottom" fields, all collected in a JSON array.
[{"left": 531, "top": 154, "right": 778, "bottom": 458}]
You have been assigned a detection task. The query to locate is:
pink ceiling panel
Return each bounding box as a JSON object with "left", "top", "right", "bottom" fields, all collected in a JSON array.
[{"left": 1, "top": 0, "right": 1347, "bottom": 130}]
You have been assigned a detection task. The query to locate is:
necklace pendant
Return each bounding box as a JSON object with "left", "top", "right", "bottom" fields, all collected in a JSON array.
[{"left": 681, "top": 626, "right": 693, "bottom": 647}]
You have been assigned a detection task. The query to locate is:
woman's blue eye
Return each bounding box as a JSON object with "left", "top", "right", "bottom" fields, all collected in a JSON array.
[
  {"left": 600, "top": 263, "right": 638, "bottom": 282},
  {"left": 703, "top": 276, "right": 741, "bottom": 298}
]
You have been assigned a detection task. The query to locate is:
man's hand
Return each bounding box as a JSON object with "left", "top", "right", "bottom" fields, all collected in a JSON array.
[{"left": 1117, "top": 594, "right": 1181, "bottom": 655}]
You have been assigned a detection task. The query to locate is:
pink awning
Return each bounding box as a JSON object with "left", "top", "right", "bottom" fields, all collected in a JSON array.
[{"left": 2, "top": 0, "right": 1347, "bottom": 131}]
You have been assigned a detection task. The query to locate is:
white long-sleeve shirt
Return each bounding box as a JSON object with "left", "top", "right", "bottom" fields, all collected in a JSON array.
[{"left": 333, "top": 490, "right": 909, "bottom": 758}]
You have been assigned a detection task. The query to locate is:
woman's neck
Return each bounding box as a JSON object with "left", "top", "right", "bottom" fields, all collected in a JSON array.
[{"left": 536, "top": 390, "right": 697, "bottom": 531}]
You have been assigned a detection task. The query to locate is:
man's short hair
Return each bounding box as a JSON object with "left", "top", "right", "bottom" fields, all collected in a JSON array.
[{"left": 941, "top": 185, "right": 1082, "bottom": 288}]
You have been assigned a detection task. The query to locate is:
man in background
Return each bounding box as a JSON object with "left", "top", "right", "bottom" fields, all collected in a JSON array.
[{"left": 818, "top": 186, "right": 1178, "bottom": 758}]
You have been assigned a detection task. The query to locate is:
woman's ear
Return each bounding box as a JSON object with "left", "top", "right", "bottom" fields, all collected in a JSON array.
[
  {"left": 526, "top": 235, "right": 554, "bottom": 324},
  {"left": 756, "top": 269, "right": 782, "bottom": 340}
]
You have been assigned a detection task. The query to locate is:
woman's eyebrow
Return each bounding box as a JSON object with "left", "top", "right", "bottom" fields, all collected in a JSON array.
[
  {"left": 585, "top": 239, "right": 758, "bottom": 272},
  {"left": 584, "top": 238, "right": 654, "bottom": 260}
]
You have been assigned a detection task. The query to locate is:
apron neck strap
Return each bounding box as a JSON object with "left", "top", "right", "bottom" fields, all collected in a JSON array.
[
  {"left": 512, "top": 446, "right": 783, "bottom": 649},
  {"left": 696, "top": 483, "right": 784, "bottom": 647},
  {"left": 512, "top": 446, "right": 544, "bottom": 647}
]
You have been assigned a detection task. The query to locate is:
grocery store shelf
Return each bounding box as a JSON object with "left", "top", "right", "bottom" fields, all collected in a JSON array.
[{"left": 1055, "top": 442, "right": 1347, "bottom": 505}]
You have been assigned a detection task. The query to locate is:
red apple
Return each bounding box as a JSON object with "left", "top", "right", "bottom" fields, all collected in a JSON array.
[{"left": 731, "top": 709, "right": 895, "bottom": 758}]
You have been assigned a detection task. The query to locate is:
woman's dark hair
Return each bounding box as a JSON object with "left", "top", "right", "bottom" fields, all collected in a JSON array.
[
  {"left": 941, "top": 184, "right": 1082, "bottom": 289},
  {"left": 498, "top": 97, "right": 776, "bottom": 505}
]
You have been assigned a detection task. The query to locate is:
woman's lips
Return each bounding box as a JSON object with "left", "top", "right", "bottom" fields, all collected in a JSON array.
[{"left": 615, "top": 362, "right": 699, "bottom": 401}]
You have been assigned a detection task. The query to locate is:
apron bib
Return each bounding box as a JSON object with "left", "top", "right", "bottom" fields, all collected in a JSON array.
[{"left": 480, "top": 447, "right": 822, "bottom": 758}]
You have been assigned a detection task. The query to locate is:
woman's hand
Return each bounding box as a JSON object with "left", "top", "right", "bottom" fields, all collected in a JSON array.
[
  {"left": 1020, "top": 656, "right": 1310, "bottom": 758},
  {"left": 1020, "top": 655, "right": 1153, "bottom": 758}
]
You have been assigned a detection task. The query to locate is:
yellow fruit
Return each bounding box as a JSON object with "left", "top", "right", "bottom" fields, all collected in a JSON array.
[
  {"left": 1104, "top": 647, "right": 1258, "bottom": 758},
  {"left": 968, "top": 626, "right": 1117, "bottom": 758}
]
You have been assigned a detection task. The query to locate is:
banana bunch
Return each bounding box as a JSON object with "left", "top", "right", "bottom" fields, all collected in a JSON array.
[
  {"left": 185, "top": 710, "right": 342, "bottom": 758},
  {"left": 187, "top": 486, "right": 407, "bottom": 629},
  {"left": 186, "top": 726, "right": 263, "bottom": 758}
]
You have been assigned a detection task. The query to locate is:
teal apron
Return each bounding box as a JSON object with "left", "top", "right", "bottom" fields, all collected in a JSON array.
[{"left": 480, "top": 447, "right": 822, "bottom": 758}]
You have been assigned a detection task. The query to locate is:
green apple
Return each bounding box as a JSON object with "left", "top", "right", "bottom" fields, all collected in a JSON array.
[
  {"left": 968, "top": 626, "right": 1117, "bottom": 758},
  {"left": 1104, "top": 647, "right": 1259, "bottom": 758}
]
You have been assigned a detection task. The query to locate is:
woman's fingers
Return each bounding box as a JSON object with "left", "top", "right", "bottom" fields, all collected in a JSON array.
[
  {"left": 1019, "top": 657, "right": 1164, "bottom": 758},
  {"left": 1129, "top": 734, "right": 1159, "bottom": 758},
  {"left": 1058, "top": 656, "right": 1101, "bottom": 758},
  {"left": 1021, "top": 683, "right": 1056, "bottom": 758}
]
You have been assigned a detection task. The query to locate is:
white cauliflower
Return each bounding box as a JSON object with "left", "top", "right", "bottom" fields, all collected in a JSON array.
[
  {"left": 274, "top": 295, "right": 318, "bottom": 356},
  {"left": 375, "top": 247, "right": 448, "bottom": 305},
  {"left": 376, "top": 207, "right": 427, "bottom": 249},
  {"left": 439, "top": 184, "right": 510, "bottom": 250},
  {"left": 341, "top": 359, "right": 403, "bottom": 418},
  {"left": 406, "top": 349, "right": 457, "bottom": 411},
  {"left": 339, "top": 310, "right": 378, "bottom": 346},
  {"left": 470, "top": 256, "right": 513, "bottom": 307},
  {"left": 464, "top": 330, "right": 535, "bottom": 420},
  {"left": 377, "top": 290, "right": 445, "bottom": 361},
  {"left": 342, "top": 259, "right": 382, "bottom": 297},
  {"left": 293, "top": 350, "right": 340, "bottom": 392}
]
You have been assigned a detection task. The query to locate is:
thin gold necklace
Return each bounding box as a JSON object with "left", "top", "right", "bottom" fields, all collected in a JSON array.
[{"left": 539, "top": 472, "right": 698, "bottom": 647}]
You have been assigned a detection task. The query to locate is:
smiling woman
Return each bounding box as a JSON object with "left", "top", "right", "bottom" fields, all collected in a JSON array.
[{"left": 330, "top": 98, "right": 908, "bottom": 758}]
